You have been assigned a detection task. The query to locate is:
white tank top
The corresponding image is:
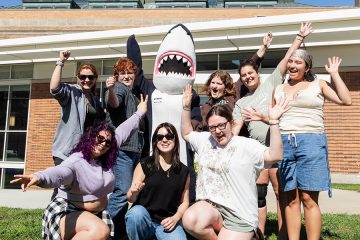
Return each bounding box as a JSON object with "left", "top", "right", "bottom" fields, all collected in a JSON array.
[{"left": 274, "top": 78, "right": 325, "bottom": 134}]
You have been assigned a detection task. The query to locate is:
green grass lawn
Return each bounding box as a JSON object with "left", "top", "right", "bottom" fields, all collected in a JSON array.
[
  {"left": 1, "top": 208, "right": 359, "bottom": 240},
  {"left": 331, "top": 183, "right": 360, "bottom": 192}
]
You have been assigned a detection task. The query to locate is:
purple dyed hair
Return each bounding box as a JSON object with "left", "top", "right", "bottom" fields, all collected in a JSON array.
[{"left": 70, "top": 122, "right": 119, "bottom": 169}]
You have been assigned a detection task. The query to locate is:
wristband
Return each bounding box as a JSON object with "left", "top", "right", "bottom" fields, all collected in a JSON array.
[
  {"left": 297, "top": 34, "right": 305, "bottom": 38},
  {"left": 269, "top": 120, "right": 279, "bottom": 125},
  {"left": 55, "top": 61, "right": 64, "bottom": 67},
  {"left": 183, "top": 107, "right": 191, "bottom": 111}
]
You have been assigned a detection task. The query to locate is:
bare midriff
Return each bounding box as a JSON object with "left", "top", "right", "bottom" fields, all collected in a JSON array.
[{"left": 69, "top": 196, "right": 108, "bottom": 212}]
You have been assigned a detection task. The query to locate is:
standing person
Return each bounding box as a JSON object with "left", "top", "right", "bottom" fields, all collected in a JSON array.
[
  {"left": 105, "top": 57, "right": 146, "bottom": 239},
  {"left": 50, "top": 50, "right": 105, "bottom": 200},
  {"left": 232, "top": 22, "right": 314, "bottom": 239},
  {"left": 181, "top": 84, "right": 289, "bottom": 240},
  {"left": 11, "top": 98, "right": 148, "bottom": 240},
  {"left": 272, "top": 52, "right": 351, "bottom": 240},
  {"left": 125, "top": 122, "right": 190, "bottom": 240},
  {"left": 200, "top": 31, "right": 273, "bottom": 135}
]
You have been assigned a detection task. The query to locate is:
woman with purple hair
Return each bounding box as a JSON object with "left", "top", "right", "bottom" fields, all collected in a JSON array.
[{"left": 11, "top": 96, "right": 148, "bottom": 240}]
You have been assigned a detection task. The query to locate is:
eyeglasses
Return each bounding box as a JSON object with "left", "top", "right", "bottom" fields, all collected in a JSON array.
[
  {"left": 78, "top": 74, "right": 97, "bottom": 81},
  {"left": 156, "top": 133, "right": 175, "bottom": 142},
  {"left": 97, "top": 135, "right": 112, "bottom": 148},
  {"left": 208, "top": 121, "right": 229, "bottom": 132},
  {"left": 119, "top": 72, "right": 134, "bottom": 77}
]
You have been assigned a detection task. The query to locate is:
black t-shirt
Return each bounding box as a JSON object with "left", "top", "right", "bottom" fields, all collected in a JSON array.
[
  {"left": 83, "top": 103, "right": 97, "bottom": 131},
  {"left": 212, "top": 96, "right": 232, "bottom": 112},
  {"left": 133, "top": 156, "right": 189, "bottom": 222}
]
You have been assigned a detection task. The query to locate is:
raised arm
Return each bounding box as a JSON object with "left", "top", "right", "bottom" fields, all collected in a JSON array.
[
  {"left": 127, "top": 35, "right": 155, "bottom": 96},
  {"left": 50, "top": 50, "right": 70, "bottom": 90},
  {"left": 232, "top": 119, "right": 244, "bottom": 136},
  {"left": 256, "top": 31, "right": 273, "bottom": 58},
  {"left": 106, "top": 76, "right": 120, "bottom": 109},
  {"left": 321, "top": 56, "right": 352, "bottom": 106},
  {"left": 115, "top": 94, "right": 148, "bottom": 148},
  {"left": 264, "top": 97, "right": 291, "bottom": 165},
  {"left": 278, "top": 21, "right": 314, "bottom": 77},
  {"left": 181, "top": 84, "right": 194, "bottom": 143}
]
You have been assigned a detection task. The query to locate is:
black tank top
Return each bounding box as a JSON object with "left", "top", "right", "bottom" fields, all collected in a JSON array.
[{"left": 133, "top": 157, "right": 189, "bottom": 222}]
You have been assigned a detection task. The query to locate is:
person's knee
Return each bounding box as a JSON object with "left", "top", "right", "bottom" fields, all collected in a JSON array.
[
  {"left": 182, "top": 209, "right": 198, "bottom": 231},
  {"left": 301, "top": 192, "right": 319, "bottom": 209},
  {"left": 125, "top": 205, "right": 148, "bottom": 226},
  {"left": 257, "top": 184, "right": 268, "bottom": 208}
]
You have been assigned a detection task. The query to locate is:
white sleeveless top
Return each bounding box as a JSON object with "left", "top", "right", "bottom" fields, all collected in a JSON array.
[{"left": 274, "top": 78, "right": 325, "bottom": 134}]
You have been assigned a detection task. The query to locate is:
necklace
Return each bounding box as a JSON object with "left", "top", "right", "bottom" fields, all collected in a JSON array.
[{"left": 166, "top": 168, "right": 170, "bottom": 178}]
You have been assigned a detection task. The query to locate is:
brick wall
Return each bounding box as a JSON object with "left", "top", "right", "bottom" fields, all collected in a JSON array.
[
  {"left": 324, "top": 71, "right": 360, "bottom": 174},
  {"left": 25, "top": 82, "right": 62, "bottom": 189}
]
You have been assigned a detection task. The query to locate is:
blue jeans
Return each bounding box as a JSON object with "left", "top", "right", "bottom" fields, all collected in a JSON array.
[
  {"left": 107, "top": 148, "right": 142, "bottom": 239},
  {"left": 125, "top": 205, "right": 187, "bottom": 240}
]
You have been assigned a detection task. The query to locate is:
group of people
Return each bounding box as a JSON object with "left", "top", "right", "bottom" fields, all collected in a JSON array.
[{"left": 11, "top": 21, "right": 352, "bottom": 240}]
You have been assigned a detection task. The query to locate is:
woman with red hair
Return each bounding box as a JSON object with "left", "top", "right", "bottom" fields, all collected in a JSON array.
[{"left": 105, "top": 57, "right": 147, "bottom": 239}]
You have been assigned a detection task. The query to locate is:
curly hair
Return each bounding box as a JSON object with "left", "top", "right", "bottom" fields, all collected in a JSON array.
[
  {"left": 113, "top": 57, "right": 138, "bottom": 79},
  {"left": 69, "top": 122, "right": 119, "bottom": 169},
  {"left": 238, "top": 59, "right": 260, "bottom": 97},
  {"left": 77, "top": 62, "right": 99, "bottom": 96},
  {"left": 201, "top": 70, "right": 236, "bottom": 98},
  {"left": 144, "top": 122, "right": 181, "bottom": 174}
]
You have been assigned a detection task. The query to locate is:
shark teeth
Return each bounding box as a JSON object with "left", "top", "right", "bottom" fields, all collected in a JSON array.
[{"left": 157, "top": 53, "right": 193, "bottom": 78}]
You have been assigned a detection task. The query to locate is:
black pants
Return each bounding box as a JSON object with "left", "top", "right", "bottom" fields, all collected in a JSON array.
[{"left": 51, "top": 157, "right": 64, "bottom": 200}]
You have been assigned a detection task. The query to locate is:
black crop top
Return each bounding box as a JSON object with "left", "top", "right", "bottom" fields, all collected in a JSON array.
[{"left": 133, "top": 156, "right": 189, "bottom": 222}]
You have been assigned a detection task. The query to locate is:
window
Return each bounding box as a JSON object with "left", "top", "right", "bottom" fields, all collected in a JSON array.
[
  {"left": 0, "top": 85, "right": 30, "bottom": 190},
  {"left": 197, "top": 54, "right": 218, "bottom": 71},
  {"left": 0, "top": 66, "right": 10, "bottom": 79},
  {"left": 103, "top": 59, "right": 118, "bottom": 76},
  {"left": 1, "top": 168, "right": 23, "bottom": 189},
  {"left": 11, "top": 64, "right": 33, "bottom": 79},
  {"left": 219, "top": 52, "right": 256, "bottom": 70}
]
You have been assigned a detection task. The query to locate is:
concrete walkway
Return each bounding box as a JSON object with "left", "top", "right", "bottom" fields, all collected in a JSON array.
[{"left": 0, "top": 188, "right": 359, "bottom": 214}]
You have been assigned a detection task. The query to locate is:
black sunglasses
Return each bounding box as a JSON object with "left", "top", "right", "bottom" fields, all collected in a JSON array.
[
  {"left": 156, "top": 133, "right": 175, "bottom": 142},
  {"left": 78, "top": 74, "right": 97, "bottom": 81},
  {"left": 97, "top": 135, "right": 112, "bottom": 148}
]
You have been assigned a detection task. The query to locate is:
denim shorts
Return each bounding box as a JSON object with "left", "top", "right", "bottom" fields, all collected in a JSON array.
[{"left": 278, "top": 133, "right": 331, "bottom": 194}]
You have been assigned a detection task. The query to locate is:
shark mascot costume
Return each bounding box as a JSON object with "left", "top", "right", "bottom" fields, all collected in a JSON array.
[{"left": 127, "top": 24, "right": 202, "bottom": 203}]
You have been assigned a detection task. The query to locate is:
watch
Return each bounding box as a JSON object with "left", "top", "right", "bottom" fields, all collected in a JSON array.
[{"left": 55, "top": 61, "right": 64, "bottom": 67}]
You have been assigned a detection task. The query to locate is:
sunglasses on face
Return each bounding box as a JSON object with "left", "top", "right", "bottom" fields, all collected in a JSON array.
[
  {"left": 156, "top": 133, "right": 175, "bottom": 142},
  {"left": 78, "top": 74, "right": 97, "bottom": 81},
  {"left": 208, "top": 121, "right": 229, "bottom": 132},
  {"left": 97, "top": 135, "right": 112, "bottom": 148}
]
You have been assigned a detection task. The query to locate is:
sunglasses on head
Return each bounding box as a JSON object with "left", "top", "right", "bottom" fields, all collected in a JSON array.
[
  {"left": 97, "top": 135, "right": 112, "bottom": 148},
  {"left": 156, "top": 133, "right": 175, "bottom": 142},
  {"left": 78, "top": 74, "right": 97, "bottom": 81}
]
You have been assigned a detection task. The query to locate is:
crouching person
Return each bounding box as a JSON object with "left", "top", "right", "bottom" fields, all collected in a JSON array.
[{"left": 125, "top": 123, "right": 190, "bottom": 240}]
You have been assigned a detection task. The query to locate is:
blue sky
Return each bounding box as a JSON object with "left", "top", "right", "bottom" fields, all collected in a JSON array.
[{"left": 0, "top": 0, "right": 356, "bottom": 7}]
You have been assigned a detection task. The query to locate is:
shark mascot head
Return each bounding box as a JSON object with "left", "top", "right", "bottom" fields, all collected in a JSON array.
[{"left": 153, "top": 24, "right": 196, "bottom": 95}]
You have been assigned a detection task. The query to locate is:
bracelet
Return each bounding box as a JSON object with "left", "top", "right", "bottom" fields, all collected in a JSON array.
[
  {"left": 183, "top": 107, "right": 191, "bottom": 111},
  {"left": 269, "top": 120, "right": 279, "bottom": 125},
  {"left": 176, "top": 211, "right": 183, "bottom": 217},
  {"left": 55, "top": 61, "right": 64, "bottom": 67},
  {"left": 297, "top": 34, "right": 305, "bottom": 38}
]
